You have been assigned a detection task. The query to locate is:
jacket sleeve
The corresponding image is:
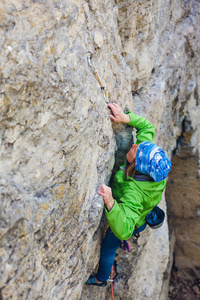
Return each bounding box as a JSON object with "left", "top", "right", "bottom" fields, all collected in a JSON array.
[
  {"left": 104, "top": 190, "right": 143, "bottom": 240},
  {"left": 125, "top": 111, "right": 155, "bottom": 144}
]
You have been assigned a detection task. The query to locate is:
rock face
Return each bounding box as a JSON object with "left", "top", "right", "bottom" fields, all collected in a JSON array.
[
  {"left": 166, "top": 111, "right": 200, "bottom": 279},
  {"left": 0, "top": 0, "right": 199, "bottom": 300}
]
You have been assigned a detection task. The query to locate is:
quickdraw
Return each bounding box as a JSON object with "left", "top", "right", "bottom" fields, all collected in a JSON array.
[{"left": 87, "top": 52, "right": 109, "bottom": 104}]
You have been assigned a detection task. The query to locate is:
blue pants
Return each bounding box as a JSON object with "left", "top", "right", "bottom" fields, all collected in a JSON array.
[{"left": 96, "top": 224, "right": 146, "bottom": 281}]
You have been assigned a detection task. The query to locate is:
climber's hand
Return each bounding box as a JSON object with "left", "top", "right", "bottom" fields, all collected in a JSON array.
[
  {"left": 97, "top": 184, "right": 115, "bottom": 212},
  {"left": 108, "top": 103, "right": 130, "bottom": 123}
]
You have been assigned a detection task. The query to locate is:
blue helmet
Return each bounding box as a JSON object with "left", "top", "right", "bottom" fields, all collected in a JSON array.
[{"left": 135, "top": 141, "right": 171, "bottom": 182}]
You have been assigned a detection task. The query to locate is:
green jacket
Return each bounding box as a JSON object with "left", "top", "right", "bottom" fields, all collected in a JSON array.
[{"left": 105, "top": 111, "right": 166, "bottom": 240}]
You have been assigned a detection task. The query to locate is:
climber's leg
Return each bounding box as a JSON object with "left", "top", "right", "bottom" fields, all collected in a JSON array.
[
  {"left": 96, "top": 227, "right": 121, "bottom": 282},
  {"left": 86, "top": 223, "right": 148, "bottom": 285}
]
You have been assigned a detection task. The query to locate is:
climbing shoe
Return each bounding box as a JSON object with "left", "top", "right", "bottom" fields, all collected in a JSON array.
[{"left": 86, "top": 274, "right": 107, "bottom": 287}]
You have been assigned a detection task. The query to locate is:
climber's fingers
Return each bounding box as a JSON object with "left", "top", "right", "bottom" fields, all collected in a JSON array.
[
  {"left": 97, "top": 184, "right": 112, "bottom": 198},
  {"left": 109, "top": 114, "right": 118, "bottom": 122},
  {"left": 107, "top": 103, "right": 129, "bottom": 123}
]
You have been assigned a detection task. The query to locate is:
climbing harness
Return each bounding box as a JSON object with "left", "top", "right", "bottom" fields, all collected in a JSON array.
[{"left": 87, "top": 52, "right": 109, "bottom": 104}]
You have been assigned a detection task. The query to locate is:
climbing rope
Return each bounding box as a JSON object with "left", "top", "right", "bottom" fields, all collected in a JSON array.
[
  {"left": 111, "top": 265, "right": 114, "bottom": 300},
  {"left": 108, "top": 265, "right": 114, "bottom": 299},
  {"left": 87, "top": 52, "right": 109, "bottom": 104}
]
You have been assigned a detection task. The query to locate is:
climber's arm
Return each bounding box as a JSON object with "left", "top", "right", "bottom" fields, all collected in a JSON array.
[
  {"left": 97, "top": 184, "right": 142, "bottom": 240},
  {"left": 125, "top": 111, "right": 155, "bottom": 143},
  {"left": 108, "top": 103, "right": 155, "bottom": 143}
]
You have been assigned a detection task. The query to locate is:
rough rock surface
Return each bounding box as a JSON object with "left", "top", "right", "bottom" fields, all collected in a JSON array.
[
  {"left": 0, "top": 1, "right": 199, "bottom": 300},
  {"left": 166, "top": 111, "right": 200, "bottom": 279}
]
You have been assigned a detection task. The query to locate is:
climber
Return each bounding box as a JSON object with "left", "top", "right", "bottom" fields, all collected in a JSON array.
[{"left": 86, "top": 103, "right": 171, "bottom": 287}]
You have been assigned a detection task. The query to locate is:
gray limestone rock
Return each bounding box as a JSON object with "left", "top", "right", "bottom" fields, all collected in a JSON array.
[{"left": 0, "top": 0, "right": 199, "bottom": 300}]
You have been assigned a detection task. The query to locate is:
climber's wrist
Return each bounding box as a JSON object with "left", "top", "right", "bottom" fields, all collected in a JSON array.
[
  {"left": 122, "top": 113, "right": 130, "bottom": 124},
  {"left": 106, "top": 199, "right": 115, "bottom": 212}
]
